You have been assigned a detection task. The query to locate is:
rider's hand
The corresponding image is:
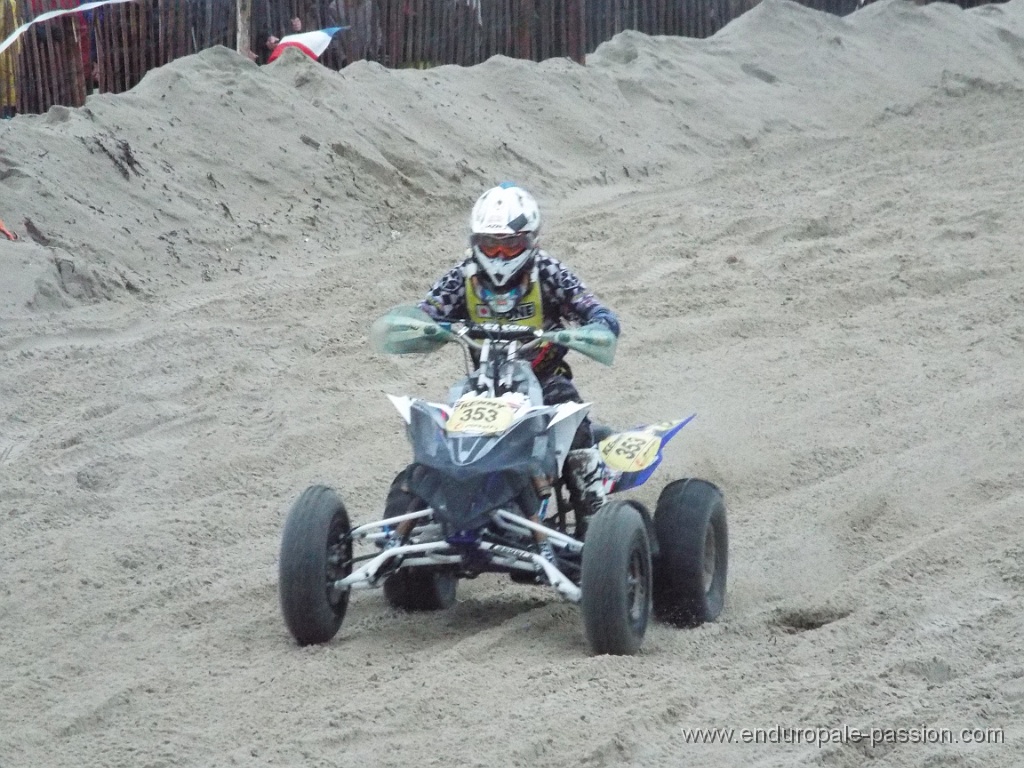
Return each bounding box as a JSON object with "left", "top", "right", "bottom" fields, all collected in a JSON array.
[{"left": 588, "top": 309, "right": 621, "bottom": 337}]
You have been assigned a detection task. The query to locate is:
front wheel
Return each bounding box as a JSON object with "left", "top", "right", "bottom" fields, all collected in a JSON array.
[
  {"left": 382, "top": 468, "right": 458, "bottom": 611},
  {"left": 580, "top": 500, "right": 652, "bottom": 655},
  {"left": 278, "top": 485, "right": 352, "bottom": 645},
  {"left": 652, "top": 479, "right": 728, "bottom": 626}
]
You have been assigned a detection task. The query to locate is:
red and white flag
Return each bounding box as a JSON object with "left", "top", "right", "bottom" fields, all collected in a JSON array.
[{"left": 267, "top": 27, "right": 347, "bottom": 63}]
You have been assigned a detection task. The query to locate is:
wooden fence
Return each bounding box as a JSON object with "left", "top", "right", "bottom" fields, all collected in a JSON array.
[{"left": 0, "top": 0, "right": 1000, "bottom": 117}]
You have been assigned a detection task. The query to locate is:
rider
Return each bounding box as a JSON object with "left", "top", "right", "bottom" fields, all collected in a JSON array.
[{"left": 416, "top": 182, "right": 621, "bottom": 559}]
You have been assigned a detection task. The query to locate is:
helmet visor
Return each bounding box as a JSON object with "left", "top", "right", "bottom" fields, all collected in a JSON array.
[{"left": 473, "top": 232, "right": 532, "bottom": 260}]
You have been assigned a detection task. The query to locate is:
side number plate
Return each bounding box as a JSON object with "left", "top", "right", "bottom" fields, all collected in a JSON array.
[{"left": 599, "top": 432, "right": 661, "bottom": 473}]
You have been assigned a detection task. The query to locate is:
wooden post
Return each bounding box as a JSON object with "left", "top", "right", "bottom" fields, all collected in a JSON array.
[
  {"left": 237, "top": 0, "right": 252, "bottom": 59},
  {"left": 93, "top": 7, "right": 105, "bottom": 92},
  {"left": 130, "top": 0, "right": 141, "bottom": 86},
  {"left": 518, "top": 0, "right": 532, "bottom": 60},
  {"left": 14, "top": 2, "right": 27, "bottom": 113},
  {"left": 64, "top": 15, "right": 85, "bottom": 105},
  {"left": 41, "top": 18, "right": 58, "bottom": 107},
  {"left": 388, "top": 0, "right": 403, "bottom": 68},
  {"left": 157, "top": 0, "right": 165, "bottom": 64},
  {"left": 118, "top": 3, "right": 130, "bottom": 90},
  {"left": 569, "top": 0, "right": 583, "bottom": 62}
]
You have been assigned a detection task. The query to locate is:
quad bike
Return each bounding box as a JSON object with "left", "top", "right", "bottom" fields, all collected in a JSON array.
[{"left": 278, "top": 305, "right": 727, "bottom": 655}]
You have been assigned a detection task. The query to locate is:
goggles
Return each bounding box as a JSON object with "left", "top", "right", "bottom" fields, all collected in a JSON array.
[{"left": 473, "top": 232, "right": 533, "bottom": 260}]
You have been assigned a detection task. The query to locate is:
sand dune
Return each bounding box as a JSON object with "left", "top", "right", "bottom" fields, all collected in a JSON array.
[{"left": 2, "top": 0, "right": 1023, "bottom": 765}]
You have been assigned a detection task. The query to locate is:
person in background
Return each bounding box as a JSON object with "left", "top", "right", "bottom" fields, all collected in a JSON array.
[{"left": 246, "top": 29, "right": 279, "bottom": 64}]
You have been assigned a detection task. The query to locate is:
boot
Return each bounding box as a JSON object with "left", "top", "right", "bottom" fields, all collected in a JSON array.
[
  {"left": 538, "top": 539, "right": 557, "bottom": 564},
  {"left": 565, "top": 447, "right": 607, "bottom": 518}
]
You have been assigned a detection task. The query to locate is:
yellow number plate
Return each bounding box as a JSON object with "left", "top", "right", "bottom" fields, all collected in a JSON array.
[
  {"left": 446, "top": 398, "right": 516, "bottom": 435},
  {"left": 599, "top": 432, "right": 662, "bottom": 473}
]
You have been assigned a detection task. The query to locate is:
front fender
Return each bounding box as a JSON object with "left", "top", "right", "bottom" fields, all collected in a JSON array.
[
  {"left": 548, "top": 402, "right": 591, "bottom": 476},
  {"left": 387, "top": 394, "right": 414, "bottom": 424}
]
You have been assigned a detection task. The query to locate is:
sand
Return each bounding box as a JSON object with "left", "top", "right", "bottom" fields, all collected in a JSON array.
[{"left": 2, "top": 0, "right": 1024, "bottom": 765}]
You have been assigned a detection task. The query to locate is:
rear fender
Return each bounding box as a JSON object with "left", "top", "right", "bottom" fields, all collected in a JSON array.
[{"left": 600, "top": 414, "right": 695, "bottom": 493}]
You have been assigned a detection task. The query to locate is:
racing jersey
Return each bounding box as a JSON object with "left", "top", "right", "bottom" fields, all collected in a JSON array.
[{"left": 418, "top": 250, "right": 620, "bottom": 380}]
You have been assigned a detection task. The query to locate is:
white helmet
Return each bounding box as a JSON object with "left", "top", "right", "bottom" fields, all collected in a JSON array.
[{"left": 469, "top": 184, "right": 541, "bottom": 290}]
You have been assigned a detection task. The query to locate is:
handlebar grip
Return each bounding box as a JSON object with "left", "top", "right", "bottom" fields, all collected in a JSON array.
[{"left": 464, "top": 323, "right": 541, "bottom": 342}]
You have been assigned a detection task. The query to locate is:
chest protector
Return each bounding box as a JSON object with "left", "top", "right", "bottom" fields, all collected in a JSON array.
[{"left": 465, "top": 264, "right": 544, "bottom": 328}]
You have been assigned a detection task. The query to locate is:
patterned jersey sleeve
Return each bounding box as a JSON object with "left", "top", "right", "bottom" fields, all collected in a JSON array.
[
  {"left": 537, "top": 253, "right": 621, "bottom": 336},
  {"left": 418, "top": 260, "right": 468, "bottom": 321}
]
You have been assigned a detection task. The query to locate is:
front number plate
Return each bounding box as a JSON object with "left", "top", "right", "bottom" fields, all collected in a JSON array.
[{"left": 446, "top": 398, "right": 516, "bottom": 435}]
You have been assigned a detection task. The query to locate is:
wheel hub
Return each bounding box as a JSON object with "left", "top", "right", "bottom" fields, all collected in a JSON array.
[
  {"left": 702, "top": 526, "right": 716, "bottom": 594},
  {"left": 627, "top": 549, "right": 648, "bottom": 624}
]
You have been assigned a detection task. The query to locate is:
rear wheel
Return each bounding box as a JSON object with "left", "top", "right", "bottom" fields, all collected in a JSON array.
[
  {"left": 653, "top": 479, "right": 728, "bottom": 626},
  {"left": 278, "top": 485, "right": 352, "bottom": 645},
  {"left": 382, "top": 468, "right": 458, "bottom": 611},
  {"left": 580, "top": 500, "right": 652, "bottom": 655}
]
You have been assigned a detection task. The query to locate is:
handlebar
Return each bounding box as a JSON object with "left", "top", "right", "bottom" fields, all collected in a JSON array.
[
  {"left": 450, "top": 322, "right": 540, "bottom": 342},
  {"left": 371, "top": 305, "right": 616, "bottom": 366},
  {"left": 439, "top": 320, "right": 542, "bottom": 355}
]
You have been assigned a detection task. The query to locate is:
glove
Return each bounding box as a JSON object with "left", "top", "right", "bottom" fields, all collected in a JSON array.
[{"left": 588, "top": 308, "right": 621, "bottom": 337}]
